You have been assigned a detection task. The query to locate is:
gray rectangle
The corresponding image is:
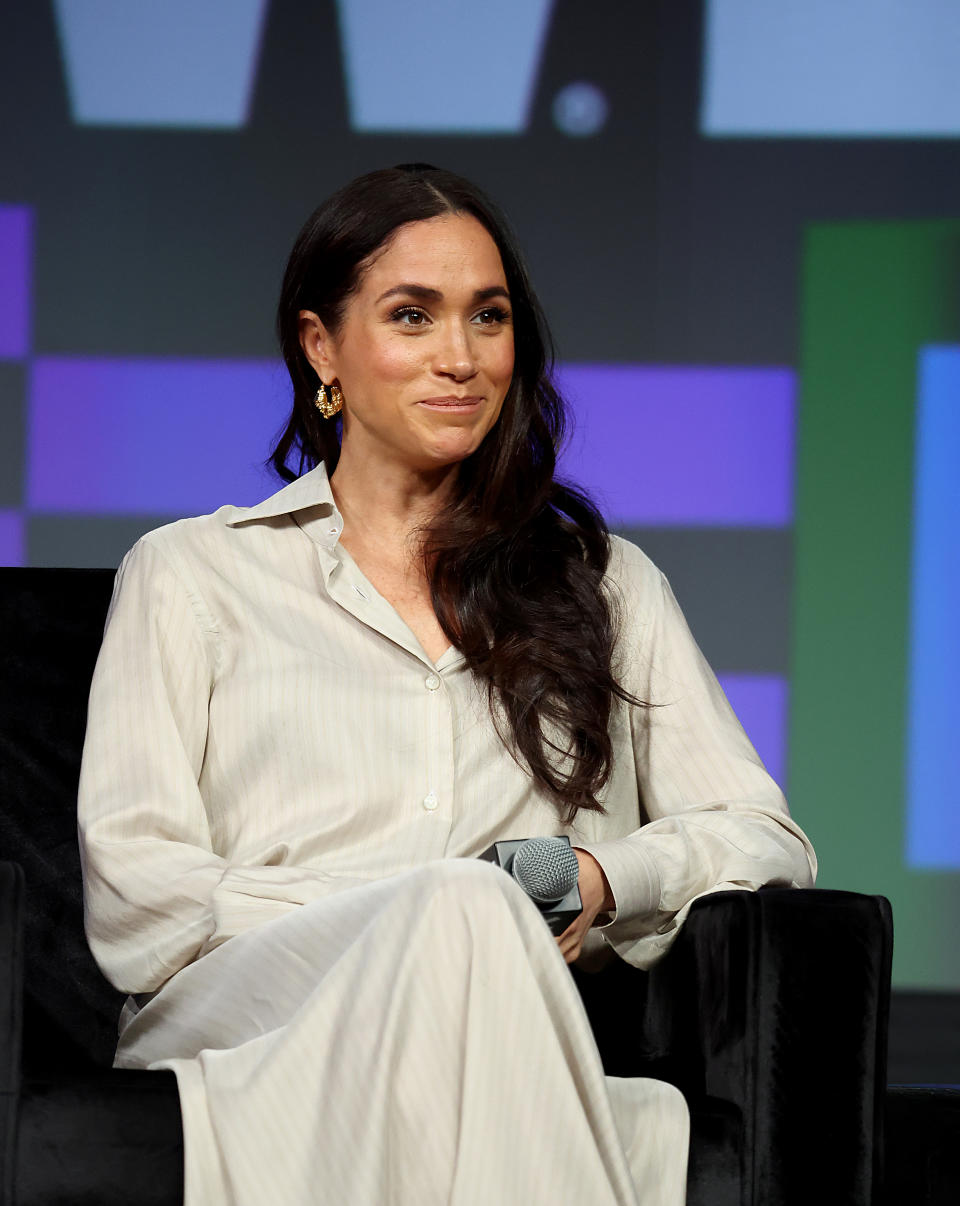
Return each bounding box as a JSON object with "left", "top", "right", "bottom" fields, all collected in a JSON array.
[
  {"left": 614, "top": 527, "right": 792, "bottom": 675},
  {"left": 28, "top": 514, "right": 179, "bottom": 569}
]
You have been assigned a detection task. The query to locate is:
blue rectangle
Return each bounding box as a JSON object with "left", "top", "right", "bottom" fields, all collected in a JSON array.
[
  {"left": 337, "top": 0, "right": 553, "bottom": 132},
  {"left": 703, "top": 1, "right": 960, "bottom": 138},
  {"left": 906, "top": 345, "right": 960, "bottom": 867},
  {"left": 54, "top": 0, "right": 267, "bottom": 128}
]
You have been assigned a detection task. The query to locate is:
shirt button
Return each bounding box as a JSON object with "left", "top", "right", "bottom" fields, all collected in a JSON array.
[
  {"left": 424, "top": 674, "right": 440, "bottom": 691},
  {"left": 422, "top": 792, "right": 439, "bottom": 811}
]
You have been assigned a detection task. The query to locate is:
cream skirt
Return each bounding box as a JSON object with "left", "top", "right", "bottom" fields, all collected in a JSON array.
[{"left": 115, "top": 858, "right": 689, "bottom": 1205}]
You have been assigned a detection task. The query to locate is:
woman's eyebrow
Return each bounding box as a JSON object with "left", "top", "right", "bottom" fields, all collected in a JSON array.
[
  {"left": 376, "top": 283, "right": 510, "bottom": 304},
  {"left": 473, "top": 286, "right": 511, "bottom": 302}
]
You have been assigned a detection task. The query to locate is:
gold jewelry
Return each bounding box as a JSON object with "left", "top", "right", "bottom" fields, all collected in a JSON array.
[{"left": 314, "top": 382, "right": 343, "bottom": 419}]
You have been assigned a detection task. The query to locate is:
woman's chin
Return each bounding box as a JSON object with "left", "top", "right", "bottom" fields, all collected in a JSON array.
[{"left": 418, "top": 433, "right": 485, "bottom": 469}]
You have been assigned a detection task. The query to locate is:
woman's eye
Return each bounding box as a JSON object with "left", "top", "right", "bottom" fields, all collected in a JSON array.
[
  {"left": 391, "top": 306, "right": 429, "bottom": 326},
  {"left": 474, "top": 306, "right": 510, "bottom": 325}
]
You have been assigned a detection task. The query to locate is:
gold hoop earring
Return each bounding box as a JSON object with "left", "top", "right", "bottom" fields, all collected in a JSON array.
[{"left": 314, "top": 383, "right": 343, "bottom": 419}]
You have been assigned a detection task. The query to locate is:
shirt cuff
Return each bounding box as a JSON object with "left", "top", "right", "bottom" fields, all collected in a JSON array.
[{"left": 573, "top": 838, "right": 662, "bottom": 931}]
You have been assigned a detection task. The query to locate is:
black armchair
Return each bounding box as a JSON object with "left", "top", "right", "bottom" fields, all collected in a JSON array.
[{"left": 0, "top": 568, "right": 893, "bottom": 1205}]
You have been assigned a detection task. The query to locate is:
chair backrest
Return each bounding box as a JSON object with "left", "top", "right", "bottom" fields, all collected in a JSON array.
[{"left": 0, "top": 568, "right": 122, "bottom": 1070}]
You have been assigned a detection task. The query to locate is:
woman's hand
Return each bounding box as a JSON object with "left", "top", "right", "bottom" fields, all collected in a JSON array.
[{"left": 556, "top": 848, "right": 615, "bottom": 964}]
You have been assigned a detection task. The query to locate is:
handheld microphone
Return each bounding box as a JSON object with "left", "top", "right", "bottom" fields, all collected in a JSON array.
[{"left": 479, "top": 836, "right": 582, "bottom": 935}]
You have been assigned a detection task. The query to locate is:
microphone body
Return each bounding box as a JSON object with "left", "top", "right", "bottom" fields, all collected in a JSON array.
[{"left": 479, "top": 836, "right": 583, "bottom": 935}]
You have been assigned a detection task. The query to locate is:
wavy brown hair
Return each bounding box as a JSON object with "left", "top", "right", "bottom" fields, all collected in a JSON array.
[{"left": 272, "top": 165, "right": 643, "bottom": 824}]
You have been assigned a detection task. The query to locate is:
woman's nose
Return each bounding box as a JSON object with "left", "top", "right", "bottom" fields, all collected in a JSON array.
[{"left": 433, "top": 322, "right": 477, "bottom": 380}]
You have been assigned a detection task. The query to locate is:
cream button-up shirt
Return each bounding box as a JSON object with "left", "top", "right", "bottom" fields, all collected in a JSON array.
[{"left": 78, "top": 463, "right": 816, "bottom": 996}]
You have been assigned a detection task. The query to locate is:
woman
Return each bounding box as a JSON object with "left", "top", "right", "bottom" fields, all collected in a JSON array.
[{"left": 78, "top": 165, "right": 816, "bottom": 1205}]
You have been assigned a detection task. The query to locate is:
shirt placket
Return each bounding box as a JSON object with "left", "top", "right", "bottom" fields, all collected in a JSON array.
[
  {"left": 303, "top": 512, "right": 458, "bottom": 859},
  {"left": 417, "top": 662, "right": 457, "bottom": 854}
]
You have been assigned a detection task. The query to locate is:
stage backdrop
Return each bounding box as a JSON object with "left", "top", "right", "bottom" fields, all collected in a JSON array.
[{"left": 2, "top": 0, "right": 959, "bottom": 988}]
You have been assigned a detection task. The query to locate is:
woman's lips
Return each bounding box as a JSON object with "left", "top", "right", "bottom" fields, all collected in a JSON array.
[{"left": 417, "top": 396, "right": 483, "bottom": 412}]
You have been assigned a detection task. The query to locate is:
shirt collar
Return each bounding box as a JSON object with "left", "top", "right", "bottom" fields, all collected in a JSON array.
[{"left": 225, "top": 461, "right": 338, "bottom": 527}]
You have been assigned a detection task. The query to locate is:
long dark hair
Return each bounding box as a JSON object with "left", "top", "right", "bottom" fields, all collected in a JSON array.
[{"left": 273, "top": 165, "right": 642, "bottom": 823}]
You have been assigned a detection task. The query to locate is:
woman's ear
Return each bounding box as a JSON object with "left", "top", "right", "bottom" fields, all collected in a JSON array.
[{"left": 298, "top": 310, "right": 336, "bottom": 384}]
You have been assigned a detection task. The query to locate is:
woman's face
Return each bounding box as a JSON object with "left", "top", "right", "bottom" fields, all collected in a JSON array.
[{"left": 300, "top": 213, "right": 515, "bottom": 475}]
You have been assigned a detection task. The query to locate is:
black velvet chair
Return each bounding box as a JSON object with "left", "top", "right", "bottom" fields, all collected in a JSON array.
[{"left": 0, "top": 567, "right": 894, "bottom": 1205}]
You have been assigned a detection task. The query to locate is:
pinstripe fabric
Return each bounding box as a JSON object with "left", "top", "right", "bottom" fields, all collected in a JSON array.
[{"left": 77, "top": 462, "right": 815, "bottom": 1204}]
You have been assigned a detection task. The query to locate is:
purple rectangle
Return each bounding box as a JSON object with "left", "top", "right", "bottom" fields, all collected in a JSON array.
[
  {"left": 717, "top": 672, "right": 788, "bottom": 787},
  {"left": 0, "top": 511, "right": 25, "bottom": 566},
  {"left": 28, "top": 357, "right": 292, "bottom": 514},
  {"left": 555, "top": 364, "right": 795, "bottom": 526},
  {"left": 0, "top": 207, "right": 32, "bottom": 359}
]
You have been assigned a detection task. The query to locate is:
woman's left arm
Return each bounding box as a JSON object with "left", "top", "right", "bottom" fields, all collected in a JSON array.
[{"left": 564, "top": 538, "right": 816, "bottom": 969}]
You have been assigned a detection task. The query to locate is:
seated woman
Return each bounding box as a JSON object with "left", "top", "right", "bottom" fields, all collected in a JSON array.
[{"left": 78, "top": 164, "right": 816, "bottom": 1206}]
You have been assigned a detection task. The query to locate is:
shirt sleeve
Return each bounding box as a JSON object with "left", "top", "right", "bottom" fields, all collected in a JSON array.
[
  {"left": 574, "top": 537, "right": 817, "bottom": 970},
  {"left": 78, "top": 536, "right": 362, "bottom": 995}
]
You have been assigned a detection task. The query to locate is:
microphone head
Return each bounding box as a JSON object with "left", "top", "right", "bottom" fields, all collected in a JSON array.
[{"left": 511, "top": 837, "right": 580, "bottom": 905}]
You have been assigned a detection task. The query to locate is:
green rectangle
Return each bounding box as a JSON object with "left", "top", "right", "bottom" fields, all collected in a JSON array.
[{"left": 790, "top": 219, "right": 960, "bottom": 989}]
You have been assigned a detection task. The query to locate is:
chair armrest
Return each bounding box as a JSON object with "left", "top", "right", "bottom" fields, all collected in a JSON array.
[
  {"left": 646, "top": 887, "right": 892, "bottom": 1206},
  {"left": 0, "top": 862, "right": 24, "bottom": 1206},
  {"left": 16, "top": 1071, "right": 182, "bottom": 1206}
]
